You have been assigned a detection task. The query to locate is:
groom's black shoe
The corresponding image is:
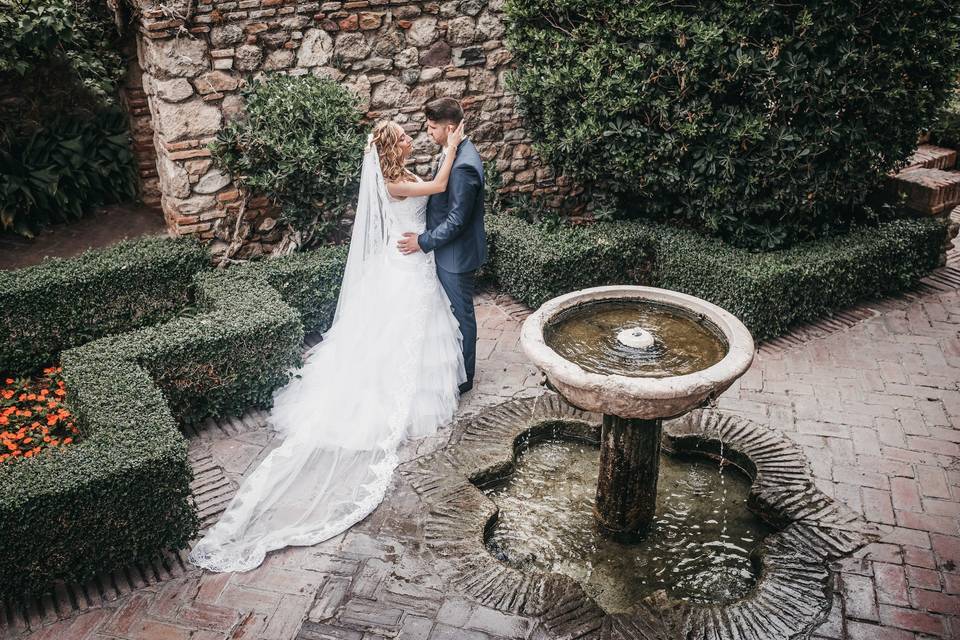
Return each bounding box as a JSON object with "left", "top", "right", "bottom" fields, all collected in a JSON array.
[{"left": 458, "top": 380, "right": 474, "bottom": 394}]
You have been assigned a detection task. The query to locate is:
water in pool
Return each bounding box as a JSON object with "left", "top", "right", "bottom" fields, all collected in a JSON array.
[{"left": 484, "top": 439, "right": 771, "bottom": 613}]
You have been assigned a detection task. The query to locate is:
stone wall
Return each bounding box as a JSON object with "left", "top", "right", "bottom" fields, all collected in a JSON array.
[{"left": 131, "top": 0, "right": 575, "bottom": 256}]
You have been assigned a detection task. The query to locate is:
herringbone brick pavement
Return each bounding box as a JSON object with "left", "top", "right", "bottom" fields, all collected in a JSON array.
[{"left": 6, "top": 281, "right": 959, "bottom": 640}]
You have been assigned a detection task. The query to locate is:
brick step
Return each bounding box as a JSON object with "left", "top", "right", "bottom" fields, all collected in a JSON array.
[
  {"left": 888, "top": 167, "right": 960, "bottom": 215},
  {"left": 905, "top": 144, "right": 957, "bottom": 171}
]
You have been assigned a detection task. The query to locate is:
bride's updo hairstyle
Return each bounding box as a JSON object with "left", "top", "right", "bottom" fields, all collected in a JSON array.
[{"left": 372, "top": 120, "right": 409, "bottom": 183}]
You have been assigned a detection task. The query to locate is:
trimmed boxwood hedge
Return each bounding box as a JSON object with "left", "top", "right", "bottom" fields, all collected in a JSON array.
[
  {"left": 234, "top": 244, "right": 348, "bottom": 333},
  {"left": 0, "top": 236, "right": 209, "bottom": 373},
  {"left": 0, "top": 241, "right": 348, "bottom": 601},
  {"left": 487, "top": 214, "right": 947, "bottom": 341}
]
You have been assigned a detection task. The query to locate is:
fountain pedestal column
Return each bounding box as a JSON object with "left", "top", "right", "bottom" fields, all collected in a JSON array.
[{"left": 594, "top": 414, "right": 662, "bottom": 542}]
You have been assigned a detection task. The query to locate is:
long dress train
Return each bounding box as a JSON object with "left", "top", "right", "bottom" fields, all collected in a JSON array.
[{"left": 188, "top": 142, "right": 465, "bottom": 573}]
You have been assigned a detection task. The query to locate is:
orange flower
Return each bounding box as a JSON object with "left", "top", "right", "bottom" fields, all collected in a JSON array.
[
  {"left": 63, "top": 437, "right": 72, "bottom": 445},
  {"left": 4, "top": 378, "right": 13, "bottom": 384}
]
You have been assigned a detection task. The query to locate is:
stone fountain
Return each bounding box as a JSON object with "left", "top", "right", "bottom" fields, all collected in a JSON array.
[
  {"left": 400, "top": 284, "right": 878, "bottom": 638},
  {"left": 520, "top": 285, "right": 755, "bottom": 542}
]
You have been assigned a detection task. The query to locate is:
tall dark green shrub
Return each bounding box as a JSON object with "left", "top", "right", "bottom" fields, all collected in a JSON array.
[
  {"left": 505, "top": 0, "right": 960, "bottom": 248},
  {"left": 211, "top": 75, "right": 367, "bottom": 245}
]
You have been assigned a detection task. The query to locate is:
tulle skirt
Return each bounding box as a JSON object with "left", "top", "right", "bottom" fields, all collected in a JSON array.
[{"left": 188, "top": 246, "right": 465, "bottom": 572}]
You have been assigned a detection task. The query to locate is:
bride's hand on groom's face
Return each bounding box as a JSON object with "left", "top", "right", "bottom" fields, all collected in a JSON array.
[{"left": 447, "top": 122, "right": 465, "bottom": 150}]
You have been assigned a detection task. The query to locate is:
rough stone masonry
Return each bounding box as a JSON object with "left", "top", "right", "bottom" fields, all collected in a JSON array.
[{"left": 129, "top": 0, "right": 576, "bottom": 257}]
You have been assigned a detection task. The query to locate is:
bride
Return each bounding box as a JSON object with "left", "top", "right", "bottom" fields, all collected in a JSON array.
[{"left": 188, "top": 119, "right": 468, "bottom": 572}]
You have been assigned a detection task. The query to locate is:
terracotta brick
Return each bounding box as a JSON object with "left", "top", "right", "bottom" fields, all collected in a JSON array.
[
  {"left": 863, "top": 488, "right": 896, "bottom": 525},
  {"left": 177, "top": 602, "right": 241, "bottom": 631},
  {"left": 879, "top": 604, "right": 946, "bottom": 636},
  {"left": 128, "top": 620, "right": 193, "bottom": 640},
  {"left": 891, "top": 478, "right": 923, "bottom": 512},
  {"left": 846, "top": 620, "right": 916, "bottom": 640},
  {"left": 944, "top": 572, "right": 960, "bottom": 594},
  {"left": 100, "top": 594, "right": 152, "bottom": 636},
  {"left": 906, "top": 565, "right": 943, "bottom": 591},
  {"left": 896, "top": 511, "right": 960, "bottom": 536},
  {"left": 910, "top": 588, "right": 960, "bottom": 615},
  {"left": 875, "top": 563, "right": 910, "bottom": 606},
  {"left": 843, "top": 573, "right": 880, "bottom": 621},
  {"left": 917, "top": 466, "right": 953, "bottom": 499}
]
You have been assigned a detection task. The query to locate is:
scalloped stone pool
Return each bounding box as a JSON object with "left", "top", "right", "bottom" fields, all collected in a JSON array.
[{"left": 484, "top": 439, "right": 772, "bottom": 613}]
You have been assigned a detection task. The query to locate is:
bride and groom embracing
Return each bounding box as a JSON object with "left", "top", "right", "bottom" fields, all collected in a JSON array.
[{"left": 188, "top": 97, "right": 487, "bottom": 572}]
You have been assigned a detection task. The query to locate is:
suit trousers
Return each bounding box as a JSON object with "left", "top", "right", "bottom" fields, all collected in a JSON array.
[{"left": 436, "top": 266, "right": 477, "bottom": 384}]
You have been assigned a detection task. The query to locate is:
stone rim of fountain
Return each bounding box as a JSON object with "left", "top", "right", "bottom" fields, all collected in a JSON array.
[
  {"left": 520, "top": 285, "right": 757, "bottom": 419},
  {"left": 399, "top": 392, "right": 880, "bottom": 640}
]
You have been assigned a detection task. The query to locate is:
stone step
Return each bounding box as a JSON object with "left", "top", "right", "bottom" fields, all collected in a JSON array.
[
  {"left": 905, "top": 144, "right": 957, "bottom": 170},
  {"left": 888, "top": 167, "right": 960, "bottom": 215}
]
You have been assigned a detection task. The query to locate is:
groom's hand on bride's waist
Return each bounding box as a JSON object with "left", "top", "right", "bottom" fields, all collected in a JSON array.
[{"left": 397, "top": 232, "right": 422, "bottom": 255}]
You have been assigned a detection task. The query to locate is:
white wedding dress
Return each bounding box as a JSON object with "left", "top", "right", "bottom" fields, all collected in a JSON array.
[{"left": 188, "top": 140, "right": 466, "bottom": 573}]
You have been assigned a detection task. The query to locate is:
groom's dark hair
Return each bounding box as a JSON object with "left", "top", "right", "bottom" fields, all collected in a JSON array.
[{"left": 425, "top": 98, "right": 463, "bottom": 125}]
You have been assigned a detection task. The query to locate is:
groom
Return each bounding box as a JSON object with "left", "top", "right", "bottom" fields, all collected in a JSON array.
[{"left": 397, "top": 97, "right": 486, "bottom": 394}]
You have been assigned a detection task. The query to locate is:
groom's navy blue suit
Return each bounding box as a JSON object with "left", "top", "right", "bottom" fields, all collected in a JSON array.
[{"left": 418, "top": 139, "right": 486, "bottom": 389}]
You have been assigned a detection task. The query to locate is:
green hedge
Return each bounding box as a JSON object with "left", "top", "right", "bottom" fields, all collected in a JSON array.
[
  {"left": 0, "top": 236, "right": 209, "bottom": 374},
  {"left": 235, "top": 244, "right": 348, "bottom": 333},
  {"left": 0, "top": 242, "right": 350, "bottom": 599},
  {"left": 487, "top": 214, "right": 947, "bottom": 341}
]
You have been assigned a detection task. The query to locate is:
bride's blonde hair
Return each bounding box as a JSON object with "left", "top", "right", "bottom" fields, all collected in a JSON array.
[{"left": 372, "top": 120, "right": 410, "bottom": 183}]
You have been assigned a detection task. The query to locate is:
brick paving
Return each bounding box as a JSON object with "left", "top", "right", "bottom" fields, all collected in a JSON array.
[{"left": 4, "top": 279, "right": 960, "bottom": 639}]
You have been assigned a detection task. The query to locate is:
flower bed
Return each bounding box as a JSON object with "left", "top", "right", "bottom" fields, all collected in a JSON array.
[{"left": 1, "top": 368, "right": 77, "bottom": 464}]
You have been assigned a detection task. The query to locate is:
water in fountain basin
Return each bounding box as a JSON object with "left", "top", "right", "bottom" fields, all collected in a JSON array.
[
  {"left": 543, "top": 300, "right": 727, "bottom": 377},
  {"left": 484, "top": 439, "right": 771, "bottom": 613}
]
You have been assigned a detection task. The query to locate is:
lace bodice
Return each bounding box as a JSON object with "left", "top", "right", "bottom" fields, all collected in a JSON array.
[{"left": 385, "top": 193, "right": 428, "bottom": 242}]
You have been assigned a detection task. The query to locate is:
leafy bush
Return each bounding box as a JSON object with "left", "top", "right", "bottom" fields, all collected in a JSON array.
[
  {"left": 487, "top": 214, "right": 946, "bottom": 340},
  {"left": 504, "top": 0, "right": 960, "bottom": 248},
  {"left": 0, "top": 236, "right": 209, "bottom": 374},
  {"left": 211, "top": 75, "right": 367, "bottom": 246},
  {"left": 0, "top": 109, "right": 138, "bottom": 237}
]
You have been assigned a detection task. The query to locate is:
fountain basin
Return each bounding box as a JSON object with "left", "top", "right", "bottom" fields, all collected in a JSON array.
[{"left": 521, "top": 286, "right": 755, "bottom": 420}]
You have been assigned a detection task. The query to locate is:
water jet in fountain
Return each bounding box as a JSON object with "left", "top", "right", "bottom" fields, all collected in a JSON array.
[{"left": 521, "top": 286, "right": 755, "bottom": 542}]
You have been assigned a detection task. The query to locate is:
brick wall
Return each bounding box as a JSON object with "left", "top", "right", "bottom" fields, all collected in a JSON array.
[{"left": 131, "top": 0, "right": 575, "bottom": 257}]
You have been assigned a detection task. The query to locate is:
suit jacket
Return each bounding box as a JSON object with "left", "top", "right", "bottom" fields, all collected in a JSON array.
[{"left": 418, "top": 139, "right": 486, "bottom": 273}]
